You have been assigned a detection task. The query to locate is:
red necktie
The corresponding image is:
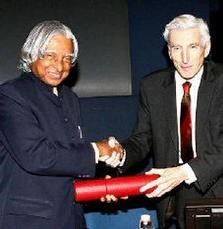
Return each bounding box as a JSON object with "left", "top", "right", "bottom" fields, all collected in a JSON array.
[{"left": 180, "top": 82, "right": 193, "bottom": 162}]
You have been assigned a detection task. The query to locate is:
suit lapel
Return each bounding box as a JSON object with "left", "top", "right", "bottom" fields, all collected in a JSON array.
[
  {"left": 163, "top": 70, "right": 179, "bottom": 152},
  {"left": 196, "top": 62, "right": 216, "bottom": 152}
]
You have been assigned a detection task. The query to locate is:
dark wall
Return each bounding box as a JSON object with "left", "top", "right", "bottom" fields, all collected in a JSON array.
[{"left": 209, "top": 0, "right": 223, "bottom": 63}]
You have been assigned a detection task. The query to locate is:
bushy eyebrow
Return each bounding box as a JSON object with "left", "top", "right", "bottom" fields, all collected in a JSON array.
[
  {"left": 168, "top": 42, "right": 200, "bottom": 48},
  {"left": 44, "top": 50, "right": 74, "bottom": 56}
]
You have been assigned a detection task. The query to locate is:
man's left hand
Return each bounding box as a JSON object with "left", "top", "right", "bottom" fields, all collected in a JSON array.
[{"left": 140, "top": 166, "right": 188, "bottom": 198}]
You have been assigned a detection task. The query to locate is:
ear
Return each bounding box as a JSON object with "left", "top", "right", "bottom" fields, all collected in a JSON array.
[
  {"left": 168, "top": 45, "right": 172, "bottom": 60},
  {"left": 204, "top": 41, "right": 211, "bottom": 58}
]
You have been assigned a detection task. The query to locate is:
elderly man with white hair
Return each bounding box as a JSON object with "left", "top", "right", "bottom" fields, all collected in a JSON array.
[
  {"left": 0, "top": 20, "right": 123, "bottom": 229},
  {"left": 109, "top": 14, "right": 223, "bottom": 229}
]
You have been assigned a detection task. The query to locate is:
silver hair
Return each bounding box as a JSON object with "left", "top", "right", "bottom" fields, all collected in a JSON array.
[
  {"left": 163, "top": 14, "right": 210, "bottom": 47},
  {"left": 19, "top": 20, "right": 78, "bottom": 72}
]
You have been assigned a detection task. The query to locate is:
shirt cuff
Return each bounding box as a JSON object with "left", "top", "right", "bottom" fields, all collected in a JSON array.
[
  {"left": 182, "top": 163, "right": 197, "bottom": 184},
  {"left": 91, "top": 142, "right": 99, "bottom": 163},
  {"left": 119, "top": 150, "right": 126, "bottom": 166}
]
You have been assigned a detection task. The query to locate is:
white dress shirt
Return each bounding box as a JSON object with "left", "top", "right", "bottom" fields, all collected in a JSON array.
[{"left": 175, "top": 67, "right": 203, "bottom": 184}]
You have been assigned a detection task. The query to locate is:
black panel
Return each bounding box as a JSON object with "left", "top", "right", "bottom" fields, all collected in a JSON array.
[
  {"left": 185, "top": 198, "right": 223, "bottom": 229},
  {"left": 209, "top": 10, "right": 223, "bottom": 63}
]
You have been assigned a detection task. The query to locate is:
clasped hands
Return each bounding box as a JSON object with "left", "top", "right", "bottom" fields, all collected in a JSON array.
[{"left": 96, "top": 136, "right": 125, "bottom": 167}]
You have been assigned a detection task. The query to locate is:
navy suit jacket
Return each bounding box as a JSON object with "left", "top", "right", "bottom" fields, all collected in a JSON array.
[
  {"left": 0, "top": 73, "right": 95, "bottom": 229},
  {"left": 122, "top": 61, "right": 223, "bottom": 228}
]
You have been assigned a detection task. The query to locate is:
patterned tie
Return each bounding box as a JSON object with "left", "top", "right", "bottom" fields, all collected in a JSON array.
[{"left": 180, "top": 82, "right": 193, "bottom": 162}]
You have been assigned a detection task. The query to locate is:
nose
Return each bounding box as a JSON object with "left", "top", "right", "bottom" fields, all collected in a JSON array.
[
  {"left": 52, "top": 58, "right": 64, "bottom": 72},
  {"left": 181, "top": 49, "right": 189, "bottom": 64}
]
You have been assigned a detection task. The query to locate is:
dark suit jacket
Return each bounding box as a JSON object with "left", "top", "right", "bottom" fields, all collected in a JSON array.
[
  {"left": 0, "top": 73, "right": 95, "bottom": 229},
  {"left": 122, "top": 61, "right": 223, "bottom": 228}
]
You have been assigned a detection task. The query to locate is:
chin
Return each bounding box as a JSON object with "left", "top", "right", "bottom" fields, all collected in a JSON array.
[
  {"left": 45, "top": 80, "right": 61, "bottom": 87},
  {"left": 179, "top": 70, "right": 193, "bottom": 79}
]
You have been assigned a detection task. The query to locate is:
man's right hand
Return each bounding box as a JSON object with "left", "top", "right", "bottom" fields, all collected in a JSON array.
[{"left": 96, "top": 136, "right": 125, "bottom": 167}]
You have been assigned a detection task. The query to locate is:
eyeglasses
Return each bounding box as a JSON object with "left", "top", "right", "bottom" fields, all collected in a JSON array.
[{"left": 39, "top": 51, "right": 75, "bottom": 65}]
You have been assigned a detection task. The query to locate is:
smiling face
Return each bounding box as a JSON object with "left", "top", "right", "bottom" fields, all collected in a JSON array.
[
  {"left": 168, "top": 27, "right": 210, "bottom": 79},
  {"left": 31, "top": 34, "right": 74, "bottom": 86}
]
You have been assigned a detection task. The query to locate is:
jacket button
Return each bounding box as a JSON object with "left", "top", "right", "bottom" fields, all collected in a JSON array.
[{"left": 64, "top": 117, "right": 68, "bottom": 122}]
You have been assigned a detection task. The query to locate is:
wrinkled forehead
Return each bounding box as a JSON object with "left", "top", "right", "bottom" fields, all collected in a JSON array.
[{"left": 168, "top": 28, "right": 202, "bottom": 45}]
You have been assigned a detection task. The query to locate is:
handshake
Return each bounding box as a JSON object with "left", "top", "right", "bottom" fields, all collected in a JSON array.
[{"left": 95, "top": 136, "right": 125, "bottom": 168}]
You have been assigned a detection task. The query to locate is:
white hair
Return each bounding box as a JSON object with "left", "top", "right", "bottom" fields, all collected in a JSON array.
[
  {"left": 19, "top": 20, "right": 78, "bottom": 72},
  {"left": 163, "top": 14, "right": 210, "bottom": 47}
]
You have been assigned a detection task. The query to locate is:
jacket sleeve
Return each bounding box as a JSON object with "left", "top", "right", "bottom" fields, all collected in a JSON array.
[
  {"left": 121, "top": 80, "right": 153, "bottom": 171},
  {"left": 189, "top": 82, "right": 223, "bottom": 193},
  {"left": 0, "top": 91, "right": 95, "bottom": 178}
]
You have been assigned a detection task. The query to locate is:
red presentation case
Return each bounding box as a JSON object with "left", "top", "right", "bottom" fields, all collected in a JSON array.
[{"left": 73, "top": 174, "right": 159, "bottom": 202}]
